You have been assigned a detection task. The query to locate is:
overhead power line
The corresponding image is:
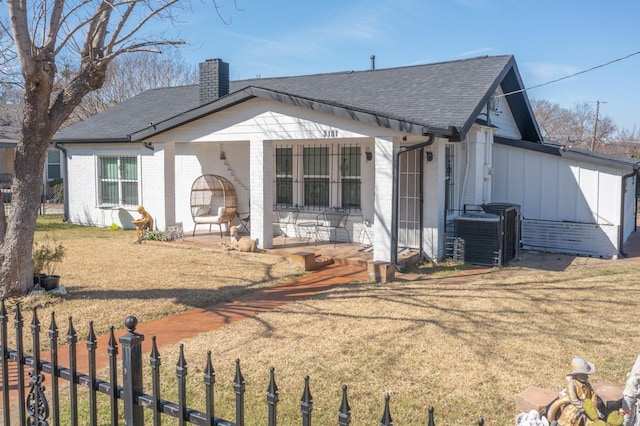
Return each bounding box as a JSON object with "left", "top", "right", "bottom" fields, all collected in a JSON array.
[{"left": 497, "top": 50, "right": 640, "bottom": 98}]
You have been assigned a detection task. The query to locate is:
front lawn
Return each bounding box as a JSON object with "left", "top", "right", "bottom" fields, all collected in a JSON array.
[{"left": 12, "top": 216, "right": 640, "bottom": 425}]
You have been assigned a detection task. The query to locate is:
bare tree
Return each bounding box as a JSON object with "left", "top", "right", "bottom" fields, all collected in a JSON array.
[
  {"left": 1, "top": 0, "right": 227, "bottom": 295},
  {"left": 68, "top": 50, "right": 198, "bottom": 124},
  {"left": 532, "top": 99, "right": 617, "bottom": 148}
]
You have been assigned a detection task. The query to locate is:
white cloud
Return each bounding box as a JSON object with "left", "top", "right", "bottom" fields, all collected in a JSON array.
[
  {"left": 524, "top": 62, "right": 581, "bottom": 83},
  {"left": 456, "top": 47, "right": 496, "bottom": 58}
]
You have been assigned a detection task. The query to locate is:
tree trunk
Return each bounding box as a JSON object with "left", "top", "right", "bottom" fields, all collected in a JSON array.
[{"left": 0, "top": 77, "right": 53, "bottom": 296}]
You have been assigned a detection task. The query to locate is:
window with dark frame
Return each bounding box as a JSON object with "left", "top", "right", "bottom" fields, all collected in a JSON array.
[
  {"left": 275, "top": 147, "right": 293, "bottom": 208},
  {"left": 273, "top": 144, "right": 362, "bottom": 212},
  {"left": 340, "top": 146, "right": 361, "bottom": 209},
  {"left": 46, "top": 150, "right": 61, "bottom": 181},
  {"left": 303, "top": 146, "right": 330, "bottom": 208}
]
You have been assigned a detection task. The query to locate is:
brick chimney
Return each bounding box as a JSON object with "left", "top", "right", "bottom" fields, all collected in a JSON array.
[{"left": 199, "top": 59, "right": 230, "bottom": 104}]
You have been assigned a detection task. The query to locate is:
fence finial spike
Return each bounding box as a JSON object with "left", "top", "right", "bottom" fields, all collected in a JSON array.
[
  {"left": 301, "top": 375, "right": 313, "bottom": 405},
  {"left": 267, "top": 366, "right": 279, "bottom": 404},
  {"left": 48, "top": 311, "right": 57, "bottom": 334},
  {"left": 204, "top": 350, "right": 215, "bottom": 381},
  {"left": 87, "top": 321, "right": 96, "bottom": 343},
  {"left": 109, "top": 326, "right": 118, "bottom": 350},
  {"left": 14, "top": 301, "right": 22, "bottom": 322},
  {"left": 428, "top": 406, "right": 435, "bottom": 426},
  {"left": 151, "top": 336, "right": 160, "bottom": 359},
  {"left": 380, "top": 394, "right": 393, "bottom": 426},
  {"left": 234, "top": 358, "right": 245, "bottom": 387},
  {"left": 66, "top": 315, "right": 76, "bottom": 342},
  {"left": 176, "top": 343, "right": 187, "bottom": 372},
  {"left": 31, "top": 307, "right": 39, "bottom": 328},
  {"left": 338, "top": 384, "right": 351, "bottom": 425}
]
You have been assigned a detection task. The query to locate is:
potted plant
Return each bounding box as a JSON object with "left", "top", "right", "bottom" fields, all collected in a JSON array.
[{"left": 32, "top": 235, "right": 66, "bottom": 291}]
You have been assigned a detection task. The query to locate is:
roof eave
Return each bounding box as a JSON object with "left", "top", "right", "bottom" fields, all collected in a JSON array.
[
  {"left": 495, "top": 136, "right": 639, "bottom": 172},
  {"left": 130, "top": 86, "right": 455, "bottom": 141},
  {"left": 51, "top": 137, "right": 132, "bottom": 144}
]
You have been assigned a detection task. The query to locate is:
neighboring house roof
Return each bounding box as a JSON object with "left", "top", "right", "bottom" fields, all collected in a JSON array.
[
  {"left": 0, "top": 104, "right": 21, "bottom": 147},
  {"left": 54, "top": 55, "right": 542, "bottom": 143}
]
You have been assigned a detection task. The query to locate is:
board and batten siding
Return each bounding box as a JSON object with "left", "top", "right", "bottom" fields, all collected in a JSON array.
[{"left": 492, "top": 142, "right": 624, "bottom": 257}]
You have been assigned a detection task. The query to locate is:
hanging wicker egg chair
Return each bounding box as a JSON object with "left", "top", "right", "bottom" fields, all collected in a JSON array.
[{"left": 190, "top": 174, "right": 237, "bottom": 237}]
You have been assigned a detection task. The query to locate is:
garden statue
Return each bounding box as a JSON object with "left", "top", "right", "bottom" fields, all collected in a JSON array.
[
  {"left": 221, "top": 225, "right": 259, "bottom": 252},
  {"left": 132, "top": 205, "right": 153, "bottom": 239},
  {"left": 621, "top": 355, "right": 640, "bottom": 426},
  {"left": 547, "top": 357, "right": 602, "bottom": 425}
]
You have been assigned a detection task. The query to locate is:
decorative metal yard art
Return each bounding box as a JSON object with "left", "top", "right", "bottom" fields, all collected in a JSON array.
[
  {"left": 547, "top": 357, "right": 624, "bottom": 426},
  {"left": 132, "top": 205, "right": 154, "bottom": 239}
]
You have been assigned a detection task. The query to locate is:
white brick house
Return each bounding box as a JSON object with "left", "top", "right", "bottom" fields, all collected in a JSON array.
[{"left": 53, "top": 56, "right": 639, "bottom": 264}]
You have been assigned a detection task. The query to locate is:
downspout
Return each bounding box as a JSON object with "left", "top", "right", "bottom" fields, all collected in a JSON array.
[
  {"left": 391, "top": 134, "right": 435, "bottom": 270},
  {"left": 53, "top": 142, "right": 69, "bottom": 222},
  {"left": 618, "top": 161, "right": 640, "bottom": 258}
]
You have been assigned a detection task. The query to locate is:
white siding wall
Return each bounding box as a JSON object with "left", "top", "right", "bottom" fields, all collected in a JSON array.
[
  {"left": 492, "top": 143, "right": 626, "bottom": 257},
  {"left": 487, "top": 86, "right": 522, "bottom": 140},
  {"left": 66, "top": 143, "right": 149, "bottom": 229}
]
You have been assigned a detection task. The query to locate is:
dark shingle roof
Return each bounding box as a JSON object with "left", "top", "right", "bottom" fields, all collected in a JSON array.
[
  {"left": 0, "top": 104, "right": 21, "bottom": 142},
  {"left": 55, "top": 55, "right": 540, "bottom": 142}
]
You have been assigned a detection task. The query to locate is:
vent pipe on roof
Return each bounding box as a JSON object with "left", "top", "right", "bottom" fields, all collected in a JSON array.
[
  {"left": 370, "top": 55, "right": 375, "bottom": 70},
  {"left": 199, "top": 59, "right": 230, "bottom": 105}
]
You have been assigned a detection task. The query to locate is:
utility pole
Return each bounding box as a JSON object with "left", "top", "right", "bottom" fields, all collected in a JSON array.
[{"left": 590, "top": 100, "right": 607, "bottom": 151}]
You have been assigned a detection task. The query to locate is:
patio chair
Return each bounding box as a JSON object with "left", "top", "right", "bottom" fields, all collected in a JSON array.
[
  {"left": 316, "top": 210, "right": 350, "bottom": 246},
  {"left": 274, "top": 209, "right": 299, "bottom": 244},
  {"left": 190, "top": 174, "right": 237, "bottom": 237},
  {"left": 235, "top": 211, "right": 251, "bottom": 234}
]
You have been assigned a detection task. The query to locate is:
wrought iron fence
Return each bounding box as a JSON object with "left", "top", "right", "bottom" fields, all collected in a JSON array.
[{"left": 0, "top": 303, "right": 486, "bottom": 425}]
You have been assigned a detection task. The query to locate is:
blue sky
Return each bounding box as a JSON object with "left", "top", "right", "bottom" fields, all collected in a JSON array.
[{"left": 170, "top": 0, "right": 640, "bottom": 132}]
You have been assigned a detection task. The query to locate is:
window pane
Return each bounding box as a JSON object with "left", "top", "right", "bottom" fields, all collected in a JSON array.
[
  {"left": 47, "top": 150, "right": 60, "bottom": 163},
  {"left": 122, "top": 182, "right": 138, "bottom": 205},
  {"left": 100, "top": 181, "right": 118, "bottom": 204},
  {"left": 275, "top": 148, "right": 292, "bottom": 175},
  {"left": 100, "top": 157, "right": 118, "bottom": 179},
  {"left": 121, "top": 157, "right": 138, "bottom": 180},
  {"left": 341, "top": 179, "right": 361, "bottom": 209},
  {"left": 340, "top": 147, "right": 360, "bottom": 177},
  {"left": 47, "top": 165, "right": 61, "bottom": 180},
  {"left": 303, "top": 147, "right": 328, "bottom": 176},
  {"left": 276, "top": 177, "right": 293, "bottom": 205},
  {"left": 304, "top": 178, "right": 329, "bottom": 207}
]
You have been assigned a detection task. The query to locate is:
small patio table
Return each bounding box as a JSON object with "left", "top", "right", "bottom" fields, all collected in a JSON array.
[{"left": 297, "top": 221, "right": 319, "bottom": 243}]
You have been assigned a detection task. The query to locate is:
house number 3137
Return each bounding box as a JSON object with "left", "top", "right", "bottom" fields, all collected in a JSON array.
[{"left": 323, "top": 129, "right": 338, "bottom": 137}]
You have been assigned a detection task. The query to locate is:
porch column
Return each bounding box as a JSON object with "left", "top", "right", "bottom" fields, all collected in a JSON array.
[
  {"left": 250, "top": 138, "right": 274, "bottom": 249},
  {"left": 373, "top": 136, "right": 397, "bottom": 262}
]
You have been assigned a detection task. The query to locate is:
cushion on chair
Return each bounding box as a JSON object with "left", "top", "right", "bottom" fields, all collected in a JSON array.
[{"left": 194, "top": 206, "right": 210, "bottom": 217}]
